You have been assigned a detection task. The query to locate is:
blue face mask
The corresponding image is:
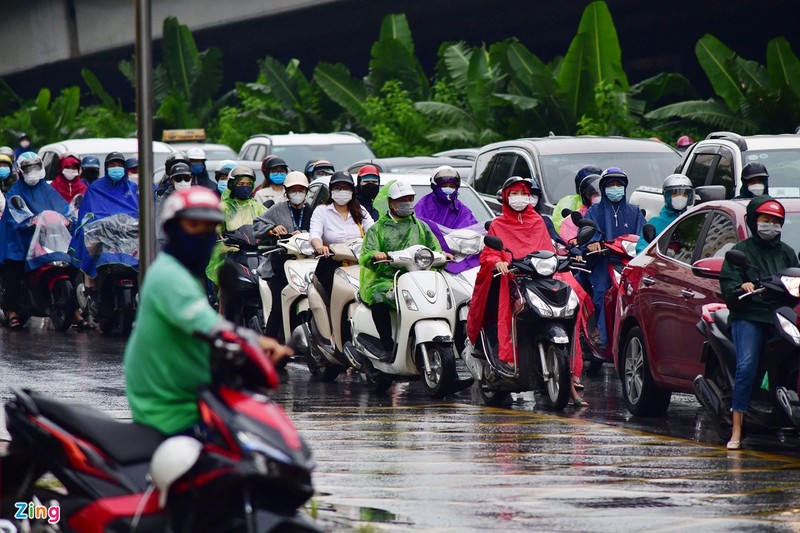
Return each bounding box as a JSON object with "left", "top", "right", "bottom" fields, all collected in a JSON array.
[
  {"left": 217, "top": 179, "right": 228, "bottom": 193},
  {"left": 0, "top": 167, "right": 10, "bottom": 179},
  {"left": 605, "top": 185, "right": 625, "bottom": 203},
  {"left": 107, "top": 167, "right": 125, "bottom": 182},
  {"left": 233, "top": 185, "right": 253, "bottom": 200},
  {"left": 270, "top": 172, "right": 287, "bottom": 185},
  {"left": 190, "top": 163, "right": 205, "bottom": 175}
]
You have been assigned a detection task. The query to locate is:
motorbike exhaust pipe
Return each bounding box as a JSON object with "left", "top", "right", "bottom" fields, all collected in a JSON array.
[{"left": 693, "top": 375, "right": 723, "bottom": 417}]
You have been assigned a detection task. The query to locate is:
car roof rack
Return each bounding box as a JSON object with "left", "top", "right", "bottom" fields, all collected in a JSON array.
[{"left": 706, "top": 131, "right": 748, "bottom": 151}]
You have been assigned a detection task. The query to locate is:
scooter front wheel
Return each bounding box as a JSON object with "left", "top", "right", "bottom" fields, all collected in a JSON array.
[
  {"left": 419, "top": 343, "right": 456, "bottom": 398},
  {"left": 542, "top": 342, "right": 571, "bottom": 410}
]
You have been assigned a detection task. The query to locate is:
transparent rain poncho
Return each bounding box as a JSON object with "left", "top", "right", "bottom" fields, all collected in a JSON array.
[
  {"left": 82, "top": 213, "right": 139, "bottom": 272},
  {"left": 24, "top": 210, "right": 72, "bottom": 271}
]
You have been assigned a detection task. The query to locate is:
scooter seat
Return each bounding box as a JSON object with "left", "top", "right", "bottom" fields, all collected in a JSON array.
[
  {"left": 713, "top": 309, "right": 731, "bottom": 336},
  {"left": 29, "top": 392, "right": 166, "bottom": 465}
]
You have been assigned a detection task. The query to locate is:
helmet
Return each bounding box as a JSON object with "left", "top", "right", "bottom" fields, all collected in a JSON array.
[
  {"left": 357, "top": 164, "right": 380, "bottom": 183},
  {"left": 430, "top": 165, "right": 460, "bottom": 185},
  {"left": 165, "top": 151, "right": 189, "bottom": 175},
  {"left": 0, "top": 146, "right": 14, "bottom": 162},
  {"left": 263, "top": 156, "right": 287, "bottom": 171},
  {"left": 18, "top": 133, "right": 30, "bottom": 141},
  {"left": 501, "top": 175, "right": 535, "bottom": 192},
  {"left": 388, "top": 180, "right": 415, "bottom": 199},
  {"left": 283, "top": 171, "right": 309, "bottom": 189},
  {"left": 216, "top": 160, "right": 237, "bottom": 178},
  {"left": 104, "top": 151, "right": 125, "bottom": 169},
  {"left": 17, "top": 152, "right": 42, "bottom": 172},
  {"left": 0, "top": 154, "right": 12, "bottom": 166},
  {"left": 741, "top": 162, "right": 769, "bottom": 182},
  {"left": 169, "top": 162, "right": 192, "bottom": 178},
  {"left": 125, "top": 156, "right": 138, "bottom": 169},
  {"left": 306, "top": 160, "right": 334, "bottom": 179},
  {"left": 161, "top": 187, "right": 225, "bottom": 229},
  {"left": 574, "top": 165, "right": 602, "bottom": 194},
  {"left": 578, "top": 174, "right": 601, "bottom": 207},
  {"left": 186, "top": 148, "right": 206, "bottom": 161},
  {"left": 81, "top": 155, "right": 101, "bottom": 169},
  {"left": 676, "top": 135, "right": 694, "bottom": 147},
  {"left": 662, "top": 173, "right": 694, "bottom": 208},
  {"left": 149, "top": 436, "right": 203, "bottom": 508},
  {"left": 229, "top": 165, "right": 256, "bottom": 183},
  {"left": 599, "top": 167, "right": 629, "bottom": 189},
  {"left": 754, "top": 198, "right": 786, "bottom": 222},
  {"left": 329, "top": 170, "right": 354, "bottom": 188}
]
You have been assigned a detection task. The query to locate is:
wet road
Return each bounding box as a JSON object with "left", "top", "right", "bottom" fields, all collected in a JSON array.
[{"left": 4, "top": 325, "right": 800, "bottom": 531}]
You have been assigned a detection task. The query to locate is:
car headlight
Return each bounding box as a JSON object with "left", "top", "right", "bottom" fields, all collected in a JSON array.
[
  {"left": 530, "top": 256, "right": 558, "bottom": 276},
  {"left": 781, "top": 276, "right": 800, "bottom": 297},
  {"left": 526, "top": 288, "right": 553, "bottom": 317},
  {"left": 297, "top": 238, "right": 315, "bottom": 256},
  {"left": 288, "top": 267, "right": 308, "bottom": 292},
  {"left": 622, "top": 240, "right": 637, "bottom": 257},
  {"left": 402, "top": 289, "right": 418, "bottom": 311},
  {"left": 776, "top": 313, "right": 800, "bottom": 345},
  {"left": 414, "top": 248, "right": 434, "bottom": 269}
]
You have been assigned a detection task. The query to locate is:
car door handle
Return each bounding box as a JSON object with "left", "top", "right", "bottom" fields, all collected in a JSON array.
[
  {"left": 642, "top": 276, "right": 656, "bottom": 286},
  {"left": 680, "top": 288, "right": 695, "bottom": 298}
]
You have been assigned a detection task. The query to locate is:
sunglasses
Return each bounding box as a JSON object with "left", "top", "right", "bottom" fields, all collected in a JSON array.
[{"left": 172, "top": 174, "right": 192, "bottom": 183}]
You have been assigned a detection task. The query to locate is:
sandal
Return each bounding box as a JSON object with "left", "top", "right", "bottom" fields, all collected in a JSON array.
[
  {"left": 726, "top": 440, "right": 741, "bottom": 450},
  {"left": 573, "top": 377, "right": 585, "bottom": 391},
  {"left": 8, "top": 316, "right": 22, "bottom": 330}
]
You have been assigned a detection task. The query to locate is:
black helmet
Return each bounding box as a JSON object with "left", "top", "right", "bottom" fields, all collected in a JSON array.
[
  {"left": 165, "top": 151, "right": 189, "bottom": 175},
  {"left": 263, "top": 157, "right": 287, "bottom": 171},
  {"left": 104, "top": 151, "right": 125, "bottom": 171},
  {"left": 741, "top": 162, "right": 769, "bottom": 182},
  {"left": 579, "top": 174, "right": 602, "bottom": 207},
  {"left": 574, "top": 165, "right": 602, "bottom": 194},
  {"left": 169, "top": 162, "right": 192, "bottom": 178},
  {"left": 329, "top": 170, "right": 355, "bottom": 188},
  {"left": 501, "top": 176, "right": 535, "bottom": 193},
  {"left": 125, "top": 156, "right": 138, "bottom": 170}
]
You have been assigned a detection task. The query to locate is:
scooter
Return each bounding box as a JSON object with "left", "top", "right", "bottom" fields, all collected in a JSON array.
[
  {"left": 440, "top": 226, "right": 484, "bottom": 356},
  {"left": 343, "top": 245, "right": 470, "bottom": 398},
  {"left": 0, "top": 264, "right": 319, "bottom": 533},
  {"left": 222, "top": 224, "right": 271, "bottom": 334},
  {"left": 299, "top": 239, "right": 362, "bottom": 381},
  {"left": 81, "top": 213, "right": 139, "bottom": 335},
  {"left": 273, "top": 232, "right": 318, "bottom": 348},
  {"left": 694, "top": 249, "right": 800, "bottom": 441},
  {"left": 463, "top": 228, "right": 594, "bottom": 409}
]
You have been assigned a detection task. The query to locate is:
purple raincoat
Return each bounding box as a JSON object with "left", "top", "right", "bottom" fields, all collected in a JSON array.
[{"left": 415, "top": 187, "right": 479, "bottom": 273}]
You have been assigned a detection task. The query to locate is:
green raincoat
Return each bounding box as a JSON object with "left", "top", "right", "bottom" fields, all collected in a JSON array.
[
  {"left": 359, "top": 180, "right": 441, "bottom": 305},
  {"left": 206, "top": 178, "right": 266, "bottom": 284}
]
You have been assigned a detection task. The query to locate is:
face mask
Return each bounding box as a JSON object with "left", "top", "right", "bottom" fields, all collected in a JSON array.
[
  {"left": 507, "top": 195, "right": 530, "bottom": 212},
  {"left": 360, "top": 183, "right": 379, "bottom": 200},
  {"left": 331, "top": 190, "right": 353, "bottom": 206},
  {"left": 748, "top": 183, "right": 765, "bottom": 196},
  {"left": 165, "top": 227, "right": 218, "bottom": 278},
  {"left": 270, "top": 172, "right": 287, "bottom": 185},
  {"left": 63, "top": 169, "right": 79, "bottom": 181},
  {"left": 190, "top": 163, "right": 205, "bottom": 175},
  {"left": 0, "top": 168, "right": 10, "bottom": 179},
  {"left": 440, "top": 187, "right": 456, "bottom": 197},
  {"left": 233, "top": 185, "right": 253, "bottom": 200},
  {"left": 288, "top": 191, "right": 306, "bottom": 205},
  {"left": 107, "top": 167, "right": 125, "bottom": 182},
  {"left": 393, "top": 201, "right": 415, "bottom": 218},
  {"left": 174, "top": 180, "right": 191, "bottom": 191},
  {"left": 20, "top": 140, "right": 30, "bottom": 149},
  {"left": 128, "top": 173, "right": 139, "bottom": 185},
  {"left": 605, "top": 186, "right": 625, "bottom": 203},
  {"left": 591, "top": 194, "right": 601, "bottom": 205},
  {"left": 217, "top": 180, "right": 228, "bottom": 193},
  {"left": 757, "top": 222, "right": 781, "bottom": 241},
  {"left": 23, "top": 168, "right": 45, "bottom": 186},
  {"left": 671, "top": 196, "right": 689, "bottom": 211}
]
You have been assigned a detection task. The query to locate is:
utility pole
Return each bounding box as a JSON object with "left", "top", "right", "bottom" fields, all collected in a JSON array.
[{"left": 135, "top": 0, "right": 155, "bottom": 282}]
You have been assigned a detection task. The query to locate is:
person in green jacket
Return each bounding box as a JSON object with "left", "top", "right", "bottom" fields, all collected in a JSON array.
[
  {"left": 719, "top": 195, "right": 799, "bottom": 450},
  {"left": 124, "top": 187, "right": 290, "bottom": 436},
  {"left": 552, "top": 165, "right": 602, "bottom": 232},
  {"left": 359, "top": 180, "right": 452, "bottom": 357}
]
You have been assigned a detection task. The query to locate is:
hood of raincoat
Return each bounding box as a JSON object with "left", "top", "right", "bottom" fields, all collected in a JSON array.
[
  {"left": 51, "top": 154, "right": 87, "bottom": 201},
  {"left": 746, "top": 194, "right": 783, "bottom": 248}
]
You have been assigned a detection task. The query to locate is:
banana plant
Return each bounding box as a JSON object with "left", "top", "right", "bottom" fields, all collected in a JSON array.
[{"left": 0, "top": 87, "right": 86, "bottom": 147}]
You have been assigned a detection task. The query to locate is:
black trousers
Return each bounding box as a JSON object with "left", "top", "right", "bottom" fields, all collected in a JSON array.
[
  {"left": 2, "top": 259, "right": 25, "bottom": 313},
  {"left": 371, "top": 302, "right": 393, "bottom": 350},
  {"left": 313, "top": 257, "right": 343, "bottom": 300},
  {"left": 265, "top": 255, "right": 288, "bottom": 341}
]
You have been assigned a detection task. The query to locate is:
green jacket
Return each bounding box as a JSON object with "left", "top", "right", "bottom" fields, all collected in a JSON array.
[
  {"left": 720, "top": 196, "right": 799, "bottom": 324},
  {"left": 359, "top": 214, "right": 441, "bottom": 305},
  {"left": 552, "top": 194, "right": 583, "bottom": 233}
]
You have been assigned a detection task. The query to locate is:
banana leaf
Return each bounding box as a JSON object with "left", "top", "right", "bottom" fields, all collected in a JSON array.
[
  {"left": 313, "top": 62, "right": 369, "bottom": 124},
  {"left": 766, "top": 37, "right": 800, "bottom": 99},
  {"left": 695, "top": 34, "right": 744, "bottom": 112}
]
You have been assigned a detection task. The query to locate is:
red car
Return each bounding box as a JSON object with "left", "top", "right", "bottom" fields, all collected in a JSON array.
[{"left": 612, "top": 198, "right": 800, "bottom": 416}]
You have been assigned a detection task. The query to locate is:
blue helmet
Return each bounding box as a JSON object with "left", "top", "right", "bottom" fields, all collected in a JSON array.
[
  {"left": 125, "top": 156, "right": 138, "bottom": 169},
  {"left": 599, "top": 167, "right": 629, "bottom": 190},
  {"left": 81, "top": 155, "right": 101, "bottom": 169}
]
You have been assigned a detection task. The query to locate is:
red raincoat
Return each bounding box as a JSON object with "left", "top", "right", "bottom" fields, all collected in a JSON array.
[{"left": 51, "top": 154, "right": 87, "bottom": 203}]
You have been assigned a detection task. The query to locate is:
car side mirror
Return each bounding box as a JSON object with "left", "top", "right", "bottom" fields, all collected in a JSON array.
[
  {"left": 570, "top": 211, "right": 582, "bottom": 226},
  {"left": 484, "top": 235, "right": 504, "bottom": 251},
  {"left": 561, "top": 208, "right": 573, "bottom": 219},
  {"left": 484, "top": 220, "right": 492, "bottom": 231},
  {"left": 577, "top": 226, "right": 595, "bottom": 246},
  {"left": 725, "top": 250, "right": 750, "bottom": 268},
  {"left": 642, "top": 223, "right": 656, "bottom": 244},
  {"left": 577, "top": 218, "right": 597, "bottom": 230},
  {"left": 692, "top": 257, "right": 724, "bottom": 279},
  {"left": 695, "top": 185, "right": 726, "bottom": 203}
]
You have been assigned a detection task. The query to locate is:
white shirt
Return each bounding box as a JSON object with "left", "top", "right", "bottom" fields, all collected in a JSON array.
[
  {"left": 254, "top": 185, "right": 286, "bottom": 206},
  {"left": 310, "top": 203, "right": 374, "bottom": 244}
]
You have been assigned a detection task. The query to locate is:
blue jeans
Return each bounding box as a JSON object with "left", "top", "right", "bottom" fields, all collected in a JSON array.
[
  {"left": 587, "top": 257, "right": 611, "bottom": 347},
  {"left": 731, "top": 319, "right": 770, "bottom": 413}
]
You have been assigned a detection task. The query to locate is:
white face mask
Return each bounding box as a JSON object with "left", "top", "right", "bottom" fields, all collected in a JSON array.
[
  {"left": 23, "top": 168, "right": 45, "bottom": 186},
  {"left": 748, "top": 183, "right": 765, "bottom": 196},
  {"left": 591, "top": 194, "right": 602, "bottom": 205},
  {"left": 174, "top": 180, "right": 191, "bottom": 191},
  {"left": 508, "top": 195, "right": 530, "bottom": 212},
  {"left": 62, "top": 169, "right": 79, "bottom": 181},
  {"left": 671, "top": 196, "right": 689, "bottom": 211},
  {"left": 331, "top": 190, "right": 353, "bottom": 206},
  {"left": 440, "top": 186, "right": 456, "bottom": 197},
  {"left": 288, "top": 191, "right": 306, "bottom": 205},
  {"left": 128, "top": 173, "right": 139, "bottom": 185}
]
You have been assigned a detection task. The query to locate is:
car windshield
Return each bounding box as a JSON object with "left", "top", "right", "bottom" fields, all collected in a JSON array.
[
  {"left": 744, "top": 150, "right": 800, "bottom": 197},
  {"left": 410, "top": 185, "right": 494, "bottom": 224},
  {"left": 539, "top": 151, "right": 681, "bottom": 201},
  {"left": 271, "top": 143, "right": 375, "bottom": 172}
]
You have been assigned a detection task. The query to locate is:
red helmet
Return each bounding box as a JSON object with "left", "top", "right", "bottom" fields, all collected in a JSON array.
[
  {"left": 358, "top": 164, "right": 380, "bottom": 178},
  {"left": 677, "top": 135, "right": 694, "bottom": 147},
  {"left": 161, "top": 186, "right": 224, "bottom": 229},
  {"left": 754, "top": 199, "right": 786, "bottom": 222}
]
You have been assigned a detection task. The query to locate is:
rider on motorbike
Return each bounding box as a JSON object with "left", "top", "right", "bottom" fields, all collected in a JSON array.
[
  {"left": 356, "top": 165, "right": 381, "bottom": 221},
  {"left": 50, "top": 152, "right": 87, "bottom": 203},
  {"left": 584, "top": 167, "right": 646, "bottom": 348},
  {"left": 359, "top": 180, "right": 449, "bottom": 358},
  {"left": 735, "top": 162, "right": 770, "bottom": 199},
  {"left": 552, "top": 165, "right": 603, "bottom": 232},
  {"left": 719, "top": 196, "right": 798, "bottom": 450},
  {"left": 559, "top": 173, "right": 601, "bottom": 245},
  {"left": 156, "top": 162, "right": 194, "bottom": 250},
  {"left": 253, "top": 156, "right": 289, "bottom": 206},
  {"left": 124, "top": 187, "right": 291, "bottom": 436},
  {"left": 635, "top": 174, "right": 694, "bottom": 254}
]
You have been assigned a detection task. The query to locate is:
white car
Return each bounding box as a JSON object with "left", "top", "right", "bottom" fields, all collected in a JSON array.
[
  {"left": 38, "top": 138, "right": 175, "bottom": 181},
  {"left": 238, "top": 132, "right": 375, "bottom": 174}
]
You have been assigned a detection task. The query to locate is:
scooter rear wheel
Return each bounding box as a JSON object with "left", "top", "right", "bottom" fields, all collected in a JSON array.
[
  {"left": 306, "top": 353, "right": 341, "bottom": 382},
  {"left": 49, "top": 279, "right": 76, "bottom": 332}
]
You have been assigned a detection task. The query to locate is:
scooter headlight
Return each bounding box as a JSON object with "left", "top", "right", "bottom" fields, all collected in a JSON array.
[
  {"left": 622, "top": 240, "right": 637, "bottom": 257},
  {"left": 348, "top": 239, "right": 363, "bottom": 257},
  {"left": 565, "top": 290, "right": 579, "bottom": 317},
  {"left": 530, "top": 256, "right": 558, "bottom": 277},
  {"left": 526, "top": 288, "right": 553, "bottom": 318},
  {"left": 777, "top": 313, "right": 800, "bottom": 346},
  {"left": 401, "top": 289, "right": 418, "bottom": 311},
  {"left": 287, "top": 267, "right": 308, "bottom": 292},
  {"left": 297, "top": 238, "right": 315, "bottom": 256},
  {"left": 414, "top": 248, "right": 434, "bottom": 269},
  {"left": 781, "top": 276, "right": 800, "bottom": 297}
]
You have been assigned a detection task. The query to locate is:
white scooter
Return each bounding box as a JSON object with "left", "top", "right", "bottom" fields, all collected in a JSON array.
[
  {"left": 295, "top": 239, "right": 362, "bottom": 381},
  {"left": 343, "top": 245, "right": 472, "bottom": 398}
]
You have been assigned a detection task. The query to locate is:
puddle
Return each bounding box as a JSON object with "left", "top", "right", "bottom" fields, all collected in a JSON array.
[{"left": 312, "top": 501, "right": 413, "bottom": 530}]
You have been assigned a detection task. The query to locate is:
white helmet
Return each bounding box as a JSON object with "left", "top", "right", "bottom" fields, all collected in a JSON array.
[
  {"left": 388, "top": 180, "right": 415, "bottom": 200},
  {"left": 430, "top": 165, "right": 459, "bottom": 185},
  {"left": 186, "top": 148, "right": 207, "bottom": 161},
  {"left": 149, "top": 436, "right": 203, "bottom": 508},
  {"left": 662, "top": 173, "right": 694, "bottom": 207},
  {"left": 283, "top": 171, "right": 309, "bottom": 189}
]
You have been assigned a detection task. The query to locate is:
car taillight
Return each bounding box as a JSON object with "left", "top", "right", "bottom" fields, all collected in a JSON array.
[{"left": 118, "top": 279, "right": 134, "bottom": 287}]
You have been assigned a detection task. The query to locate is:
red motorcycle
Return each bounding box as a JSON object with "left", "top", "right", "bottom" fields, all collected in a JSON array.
[{"left": 0, "top": 330, "right": 319, "bottom": 532}]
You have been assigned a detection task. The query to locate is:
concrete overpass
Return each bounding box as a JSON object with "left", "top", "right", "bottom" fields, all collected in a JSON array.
[{"left": 4, "top": 0, "right": 800, "bottom": 103}]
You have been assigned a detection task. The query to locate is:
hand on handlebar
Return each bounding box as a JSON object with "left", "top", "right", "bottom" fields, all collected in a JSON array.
[
  {"left": 373, "top": 251, "right": 389, "bottom": 262},
  {"left": 495, "top": 261, "right": 510, "bottom": 275},
  {"left": 315, "top": 245, "right": 330, "bottom": 258},
  {"left": 587, "top": 242, "right": 602, "bottom": 253},
  {"left": 741, "top": 282, "right": 756, "bottom": 294},
  {"left": 443, "top": 252, "right": 455, "bottom": 262},
  {"left": 271, "top": 225, "right": 288, "bottom": 236}
]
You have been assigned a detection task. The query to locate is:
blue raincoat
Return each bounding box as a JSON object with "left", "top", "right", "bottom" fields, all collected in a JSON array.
[{"left": 70, "top": 176, "right": 139, "bottom": 277}]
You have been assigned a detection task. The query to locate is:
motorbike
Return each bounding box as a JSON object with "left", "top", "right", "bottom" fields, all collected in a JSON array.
[
  {"left": 463, "top": 227, "right": 595, "bottom": 409},
  {"left": 221, "top": 224, "right": 272, "bottom": 334},
  {"left": 0, "top": 263, "right": 319, "bottom": 533},
  {"left": 343, "top": 244, "right": 470, "bottom": 398},
  {"left": 272, "top": 232, "right": 318, "bottom": 348},
  {"left": 81, "top": 213, "right": 140, "bottom": 335},
  {"left": 693, "top": 249, "right": 800, "bottom": 441},
  {"left": 299, "top": 238, "right": 363, "bottom": 381},
  {"left": 5, "top": 196, "right": 78, "bottom": 331}
]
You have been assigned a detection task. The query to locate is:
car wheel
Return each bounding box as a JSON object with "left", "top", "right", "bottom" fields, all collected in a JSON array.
[{"left": 621, "top": 326, "right": 671, "bottom": 417}]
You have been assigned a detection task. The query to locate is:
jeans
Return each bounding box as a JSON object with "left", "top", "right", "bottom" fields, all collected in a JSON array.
[
  {"left": 731, "top": 319, "right": 770, "bottom": 413},
  {"left": 587, "top": 257, "right": 611, "bottom": 348}
]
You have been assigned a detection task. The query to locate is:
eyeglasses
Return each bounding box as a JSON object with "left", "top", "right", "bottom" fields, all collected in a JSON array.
[{"left": 172, "top": 174, "right": 192, "bottom": 183}]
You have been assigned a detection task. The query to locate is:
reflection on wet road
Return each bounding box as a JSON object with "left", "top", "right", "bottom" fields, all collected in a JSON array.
[{"left": 3, "top": 327, "right": 800, "bottom": 531}]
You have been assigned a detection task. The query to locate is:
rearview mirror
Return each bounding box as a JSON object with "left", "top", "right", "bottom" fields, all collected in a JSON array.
[
  {"left": 725, "top": 250, "right": 749, "bottom": 268},
  {"left": 561, "top": 208, "right": 573, "bottom": 219},
  {"left": 484, "top": 235, "right": 504, "bottom": 251},
  {"left": 695, "top": 185, "right": 726, "bottom": 203},
  {"left": 484, "top": 220, "right": 492, "bottom": 231},
  {"left": 577, "top": 226, "right": 595, "bottom": 246},
  {"left": 570, "top": 211, "right": 582, "bottom": 226},
  {"left": 577, "top": 218, "right": 597, "bottom": 230},
  {"left": 642, "top": 223, "right": 656, "bottom": 244}
]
